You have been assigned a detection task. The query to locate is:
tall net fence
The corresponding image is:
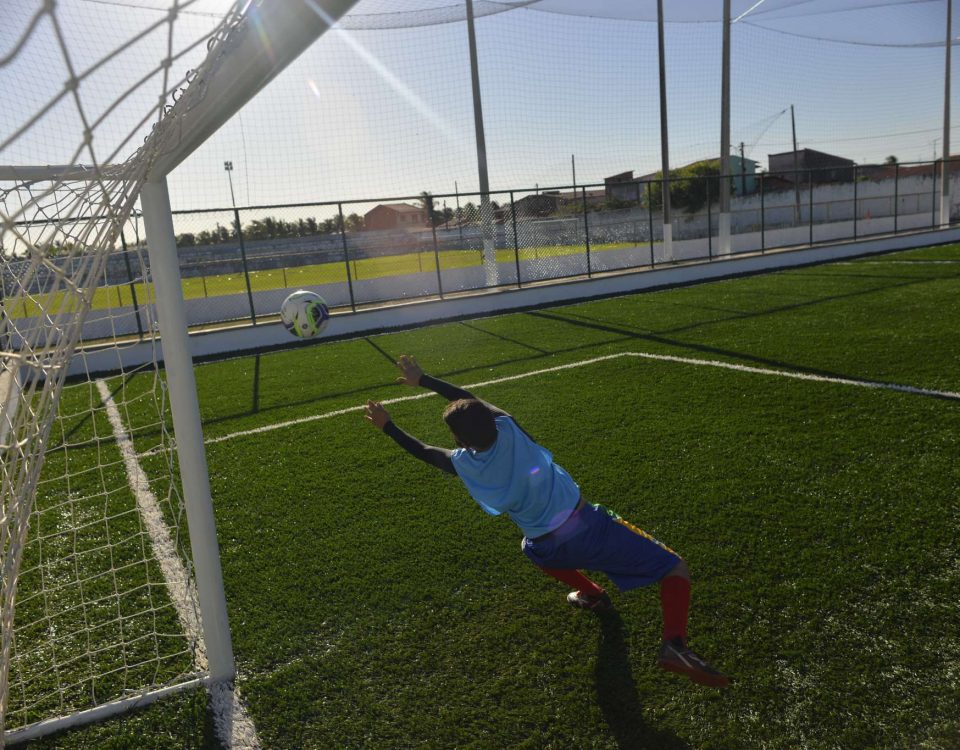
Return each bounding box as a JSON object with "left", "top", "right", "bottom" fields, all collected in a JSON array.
[
  {"left": 0, "top": 0, "right": 956, "bottom": 744},
  {"left": 159, "top": 0, "right": 956, "bottom": 210}
]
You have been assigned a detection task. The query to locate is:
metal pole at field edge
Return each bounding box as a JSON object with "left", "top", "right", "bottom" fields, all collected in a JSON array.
[
  {"left": 718, "top": 0, "right": 732, "bottom": 255},
  {"left": 894, "top": 163, "right": 899, "bottom": 233},
  {"left": 139, "top": 178, "right": 234, "bottom": 685},
  {"left": 647, "top": 181, "right": 655, "bottom": 267},
  {"left": 932, "top": 159, "right": 939, "bottom": 228},
  {"left": 465, "top": 0, "right": 497, "bottom": 285},
  {"left": 233, "top": 207, "right": 256, "bottom": 325},
  {"left": 853, "top": 164, "right": 858, "bottom": 240},
  {"left": 455, "top": 181, "right": 464, "bottom": 246},
  {"left": 656, "top": 0, "right": 673, "bottom": 261},
  {"left": 510, "top": 191, "right": 522, "bottom": 287},
  {"left": 120, "top": 231, "right": 145, "bottom": 339},
  {"left": 791, "top": 105, "right": 801, "bottom": 225},
  {"left": 941, "top": 0, "right": 952, "bottom": 228},
  {"left": 582, "top": 187, "right": 592, "bottom": 277},
  {"left": 338, "top": 203, "right": 356, "bottom": 312},
  {"left": 808, "top": 170, "right": 814, "bottom": 245},
  {"left": 760, "top": 172, "right": 766, "bottom": 252},
  {"left": 428, "top": 200, "right": 444, "bottom": 298},
  {"left": 707, "top": 176, "right": 713, "bottom": 259}
]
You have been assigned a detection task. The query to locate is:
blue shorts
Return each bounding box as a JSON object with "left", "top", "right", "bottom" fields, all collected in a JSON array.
[{"left": 521, "top": 502, "right": 681, "bottom": 591}]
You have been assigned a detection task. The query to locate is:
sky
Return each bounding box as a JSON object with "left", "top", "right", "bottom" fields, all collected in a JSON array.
[{"left": 1, "top": 0, "right": 958, "bottom": 229}]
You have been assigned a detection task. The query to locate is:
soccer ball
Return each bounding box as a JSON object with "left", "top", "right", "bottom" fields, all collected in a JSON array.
[{"left": 280, "top": 290, "right": 330, "bottom": 339}]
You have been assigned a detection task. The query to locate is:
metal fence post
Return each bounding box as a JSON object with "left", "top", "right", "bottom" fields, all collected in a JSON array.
[
  {"left": 338, "top": 203, "right": 356, "bottom": 312},
  {"left": 931, "top": 159, "right": 939, "bottom": 228},
  {"left": 894, "top": 163, "right": 899, "bottom": 233},
  {"left": 760, "top": 172, "right": 766, "bottom": 253},
  {"left": 510, "top": 191, "right": 522, "bottom": 288},
  {"left": 233, "top": 207, "right": 256, "bottom": 325},
  {"left": 853, "top": 164, "right": 858, "bottom": 240},
  {"left": 647, "top": 181, "right": 655, "bottom": 267},
  {"left": 808, "top": 170, "right": 814, "bottom": 245},
  {"left": 582, "top": 186, "right": 592, "bottom": 277},
  {"left": 427, "top": 199, "right": 444, "bottom": 298},
  {"left": 120, "top": 231, "right": 145, "bottom": 339},
  {"left": 706, "top": 175, "right": 712, "bottom": 259}
]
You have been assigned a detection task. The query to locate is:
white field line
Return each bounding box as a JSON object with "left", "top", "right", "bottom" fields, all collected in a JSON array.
[
  {"left": 96, "top": 380, "right": 261, "bottom": 750},
  {"left": 837, "top": 259, "right": 960, "bottom": 265},
  {"left": 180, "top": 351, "right": 959, "bottom": 451}
]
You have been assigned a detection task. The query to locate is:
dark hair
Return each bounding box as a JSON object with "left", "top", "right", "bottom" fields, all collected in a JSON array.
[{"left": 443, "top": 399, "right": 497, "bottom": 451}]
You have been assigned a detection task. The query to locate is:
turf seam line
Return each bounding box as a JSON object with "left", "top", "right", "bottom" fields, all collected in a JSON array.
[
  {"left": 97, "top": 380, "right": 262, "bottom": 750},
  {"left": 187, "top": 351, "right": 958, "bottom": 450}
]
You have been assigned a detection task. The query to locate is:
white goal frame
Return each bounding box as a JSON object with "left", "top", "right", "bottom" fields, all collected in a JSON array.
[{"left": 1, "top": 0, "right": 359, "bottom": 744}]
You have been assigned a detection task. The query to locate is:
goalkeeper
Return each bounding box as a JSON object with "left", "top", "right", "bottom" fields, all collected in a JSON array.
[{"left": 364, "top": 355, "right": 729, "bottom": 689}]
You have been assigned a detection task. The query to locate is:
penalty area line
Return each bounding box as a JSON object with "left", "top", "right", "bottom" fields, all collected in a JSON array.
[{"left": 189, "top": 351, "right": 959, "bottom": 450}]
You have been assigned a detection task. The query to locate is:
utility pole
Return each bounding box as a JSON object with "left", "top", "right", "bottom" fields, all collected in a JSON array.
[
  {"left": 656, "top": 0, "right": 673, "bottom": 260},
  {"left": 940, "top": 0, "right": 952, "bottom": 228},
  {"left": 791, "top": 104, "right": 801, "bottom": 224}
]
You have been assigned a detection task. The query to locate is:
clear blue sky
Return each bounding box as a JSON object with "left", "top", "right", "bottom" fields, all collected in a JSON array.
[{"left": 2, "top": 0, "right": 957, "bottom": 223}]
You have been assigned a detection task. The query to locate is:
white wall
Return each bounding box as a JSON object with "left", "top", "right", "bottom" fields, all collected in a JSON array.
[{"left": 68, "top": 225, "right": 960, "bottom": 378}]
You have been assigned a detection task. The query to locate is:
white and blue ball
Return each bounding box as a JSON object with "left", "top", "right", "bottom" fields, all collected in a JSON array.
[{"left": 280, "top": 290, "right": 330, "bottom": 339}]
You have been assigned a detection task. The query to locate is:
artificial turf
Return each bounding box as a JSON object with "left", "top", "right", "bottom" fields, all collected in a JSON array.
[{"left": 16, "top": 242, "right": 960, "bottom": 749}]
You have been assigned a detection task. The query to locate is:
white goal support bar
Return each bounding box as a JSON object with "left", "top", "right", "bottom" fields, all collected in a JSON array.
[{"left": 144, "top": 0, "right": 360, "bottom": 182}]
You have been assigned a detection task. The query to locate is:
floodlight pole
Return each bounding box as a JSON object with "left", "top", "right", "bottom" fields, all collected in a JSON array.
[
  {"left": 940, "top": 0, "right": 952, "bottom": 228},
  {"left": 140, "top": 178, "right": 235, "bottom": 685},
  {"left": 465, "top": 0, "right": 498, "bottom": 285},
  {"left": 656, "top": 0, "right": 673, "bottom": 261},
  {"left": 718, "top": 0, "right": 732, "bottom": 255}
]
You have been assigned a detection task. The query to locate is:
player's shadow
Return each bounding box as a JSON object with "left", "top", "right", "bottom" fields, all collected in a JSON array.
[{"left": 594, "top": 611, "right": 691, "bottom": 750}]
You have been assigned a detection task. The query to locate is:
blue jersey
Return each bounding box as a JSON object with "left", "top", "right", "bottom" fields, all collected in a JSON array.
[{"left": 450, "top": 415, "right": 580, "bottom": 538}]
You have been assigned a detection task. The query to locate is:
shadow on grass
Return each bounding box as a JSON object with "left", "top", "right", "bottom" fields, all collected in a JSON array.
[{"left": 594, "top": 611, "right": 691, "bottom": 750}]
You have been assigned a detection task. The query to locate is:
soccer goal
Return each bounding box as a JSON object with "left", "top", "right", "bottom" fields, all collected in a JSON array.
[{"left": 0, "top": 1, "right": 356, "bottom": 744}]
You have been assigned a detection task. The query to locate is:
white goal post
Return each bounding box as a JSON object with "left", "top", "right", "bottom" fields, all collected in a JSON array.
[{"left": 0, "top": 0, "right": 357, "bottom": 745}]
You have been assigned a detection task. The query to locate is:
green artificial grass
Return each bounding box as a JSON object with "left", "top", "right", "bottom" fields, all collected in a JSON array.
[{"left": 15, "top": 243, "right": 960, "bottom": 749}]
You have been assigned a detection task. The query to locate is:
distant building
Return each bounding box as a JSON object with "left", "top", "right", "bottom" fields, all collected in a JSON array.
[
  {"left": 604, "top": 171, "right": 641, "bottom": 202},
  {"left": 859, "top": 156, "right": 957, "bottom": 181},
  {"left": 364, "top": 203, "right": 427, "bottom": 231},
  {"left": 768, "top": 148, "right": 855, "bottom": 184},
  {"left": 604, "top": 156, "right": 760, "bottom": 201},
  {"left": 512, "top": 189, "right": 606, "bottom": 217}
]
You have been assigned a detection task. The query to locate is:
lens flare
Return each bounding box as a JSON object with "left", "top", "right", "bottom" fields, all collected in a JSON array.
[
  {"left": 245, "top": 4, "right": 276, "bottom": 65},
  {"left": 305, "top": 0, "right": 457, "bottom": 142}
]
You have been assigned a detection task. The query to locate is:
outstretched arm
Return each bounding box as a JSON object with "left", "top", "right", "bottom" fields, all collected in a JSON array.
[
  {"left": 364, "top": 400, "right": 456, "bottom": 475},
  {"left": 395, "top": 354, "right": 512, "bottom": 420}
]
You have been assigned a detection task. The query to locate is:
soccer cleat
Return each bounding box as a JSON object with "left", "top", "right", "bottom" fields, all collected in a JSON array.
[
  {"left": 656, "top": 637, "right": 730, "bottom": 688},
  {"left": 566, "top": 590, "right": 613, "bottom": 613}
]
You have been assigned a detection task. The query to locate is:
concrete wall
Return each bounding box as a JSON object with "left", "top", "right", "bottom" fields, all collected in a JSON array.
[{"left": 66, "top": 224, "right": 960, "bottom": 378}]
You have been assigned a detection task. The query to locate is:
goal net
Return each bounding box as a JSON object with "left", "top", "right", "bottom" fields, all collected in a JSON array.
[{"left": 0, "top": 0, "right": 355, "bottom": 744}]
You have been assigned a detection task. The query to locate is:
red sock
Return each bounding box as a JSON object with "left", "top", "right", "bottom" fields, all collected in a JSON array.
[
  {"left": 659, "top": 575, "right": 690, "bottom": 643},
  {"left": 538, "top": 567, "right": 604, "bottom": 597}
]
